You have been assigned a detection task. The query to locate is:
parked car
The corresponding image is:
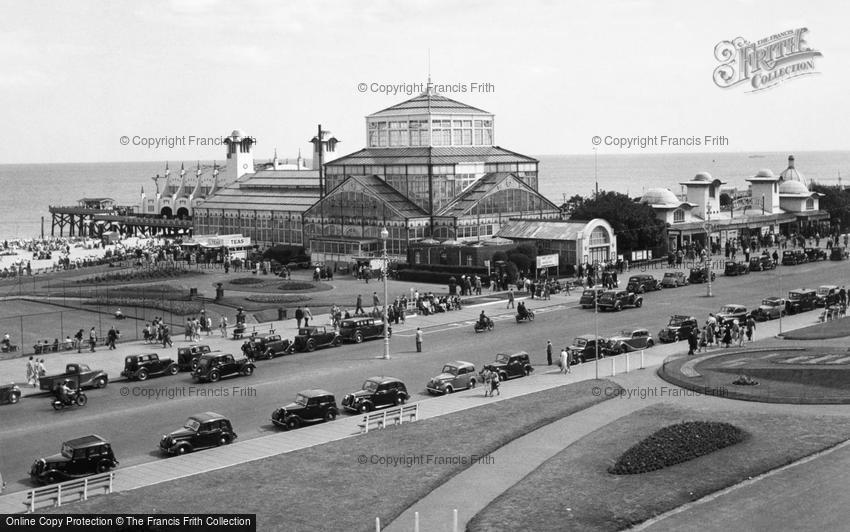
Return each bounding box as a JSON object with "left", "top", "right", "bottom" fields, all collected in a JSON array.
[
  {"left": 597, "top": 290, "right": 643, "bottom": 311},
  {"left": 579, "top": 287, "right": 606, "bottom": 308},
  {"left": 608, "top": 328, "right": 654, "bottom": 353},
  {"left": 39, "top": 363, "right": 108, "bottom": 392},
  {"left": 658, "top": 315, "right": 698, "bottom": 343},
  {"left": 482, "top": 352, "right": 534, "bottom": 382},
  {"left": 689, "top": 267, "right": 716, "bottom": 284},
  {"left": 805, "top": 247, "right": 827, "bottom": 262},
  {"left": 426, "top": 361, "right": 477, "bottom": 394},
  {"left": 830, "top": 246, "right": 849, "bottom": 261},
  {"left": 339, "top": 317, "right": 390, "bottom": 343},
  {"left": 661, "top": 272, "right": 689, "bottom": 288},
  {"left": 192, "top": 353, "right": 255, "bottom": 382},
  {"left": 293, "top": 326, "right": 341, "bottom": 352},
  {"left": 271, "top": 390, "right": 338, "bottom": 430},
  {"left": 341, "top": 377, "right": 409, "bottom": 413},
  {"left": 121, "top": 353, "right": 178, "bottom": 381},
  {"left": 159, "top": 412, "right": 237, "bottom": 455},
  {"left": 816, "top": 285, "right": 840, "bottom": 307},
  {"left": 0, "top": 383, "right": 22, "bottom": 405},
  {"left": 568, "top": 335, "right": 613, "bottom": 363},
  {"left": 782, "top": 249, "right": 807, "bottom": 266},
  {"left": 749, "top": 255, "right": 776, "bottom": 271},
  {"left": 787, "top": 289, "right": 818, "bottom": 314},
  {"left": 626, "top": 274, "right": 661, "bottom": 293},
  {"left": 716, "top": 304, "right": 749, "bottom": 325},
  {"left": 177, "top": 344, "right": 212, "bottom": 371},
  {"left": 30, "top": 435, "right": 118, "bottom": 484},
  {"left": 256, "top": 336, "right": 293, "bottom": 359},
  {"left": 724, "top": 261, "right": 750, "bottom": 276},
  {"left": 751, "top": 297, "right": 787, "bottom": 321}
]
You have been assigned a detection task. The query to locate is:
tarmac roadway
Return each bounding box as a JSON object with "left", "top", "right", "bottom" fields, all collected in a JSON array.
[{"left": 0, "top": 256, "right": 847, "bottom": 495}]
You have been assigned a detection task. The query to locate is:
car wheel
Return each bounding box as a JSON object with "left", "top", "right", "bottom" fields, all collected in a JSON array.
[
  {"left": 95, "top": 377, "right": 107, "bottom": 388},
  {"left": 615, "top": 303, "right": 622, "bottom": 312},
  {"left": 354, "top": 332, "right": 363, "bottom": 343},
  {"left": 306, "top": 339, "right": 316, "bottom": 352},
  {"left": 358, "top": 402, "right": 371, "bottom": 413},
  {"left": 332, "top": 337, "right": 341, "bottom": 347},
  {"left": 137, "top": 369, "right": 149, "bottom": 381},
  {"left": 647, "top": 340, "right": 654, "bottom": 348},
  {"left": 96, "top": 460, "right": 111, "bottom": 473},
  {"left": 395, "top": 394, "right": 407, "bottom": 405},
  {"left": 191, "top": 359, "right": 199, "bottom": 371},
  {"left": 52, "top": 401, "right": 63, "bottom": 411},
  {"left": 218, "top": 435, "right": 229, "bottom": 446},
  {"left": 620, "top": 345, "right": 629, "bottom": 354},
  {"left": 9, "top": 391, "right": 20, "bottom": 404},
  {"left": 524, "top": 367, "right": 532, "bottom": 376},
  {"left": 635, "top": 299, "right": 643, "bottom": 308},
  {"left": 444, "top": 385, "right": 454, "bottom": 394},
  {"left": 242, "top": 366, "right": 254, "bottom": 376},
  {"left": 500, "top": 372, "right": 508, "bottom": 382},
  {"left": 469, "top": 379, "right": 477, "bottom": 389},
  {"left": 324, "top": 409, "right": 337, "bottom": 422},
  {"left": 176, "top": 444, "right": 190, "bottom": 455},
  {"left": 45, "top": 474, "right": 59, "bottom": 484},
  {"left": 286, "top": 417, "right": 301, "bottom": 430},
  {"left": 169, "top": 364, "right": 179, "bottom": 375},
  {"left": 209, "top": 370, "right": 220, "bottom": 382}
]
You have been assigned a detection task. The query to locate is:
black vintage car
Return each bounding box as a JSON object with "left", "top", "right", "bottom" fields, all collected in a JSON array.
[
  {"left": 342, "top": 377, "right": 409, "bottom": 413},
  {"left": 121, "top": 353, "right": 178, "bottom": 381},
  {"left": 749, "top": 255, "right": 776, "bottom": 271},
  {"left": 271, "top": 389, "right": 338, "bottom": 430},
  {"left": 805, "top": 247, "right": 827, "bottom": 262},
  {"left": 724, "top": 261, "right": 750, "bottom": 276},
  {"left": 689, "top": 267, "right": 716, "bottom": 284},
  {"left": 716, "top": 304, "right": 749, "bottom": 325},
  {"left": 339, "top": 317, "right": 390, "bottom": 343},
  {"left": 567, "top": 335, "right": 612, "bottom": 364},
  {"left": 782, "top": 249, "right": 807, "bottom": 266},
  {"left": 257, "top": 335, "right": 294, "bottom": 359},
  {"left": 293, "top": 326, "right": 341, "bottom": 352},
  {"left": 830, "top": 246, "right": 849, "bottom": 261},
  {"left": 626, "top": 275, "right": 661, "bottom": 293},
  {"left": 787, "top": 289, "right": 818, "bottom": 314},
  {"left": 31, "top": 435, "right": 118, "bottom": 484},
  {"left": 159, "top": 412, "right": 237, "bottom": 455},
  {"left": 483, "top": 352, "right": 534, "bottom": 382},
  {"left": 0, "top": 383, "right": 22, "bottom": 405},
  {"left": 192, "top": 353, "right": 255, "bottom": 382},
  {"left": 816, "top": 285, "right": 840, "bottom": 307},
  {"left": 658, "top": 315, "right": 698, "bottom": 343},
  {"left": 597, "top": 290, "right": 643, "bottom": 311},
  {"left": 579, "top": 288, "right": 606, "bottom": 309},
  {"left": 177, "top": 344, "right": 212, "bottom": 371}
]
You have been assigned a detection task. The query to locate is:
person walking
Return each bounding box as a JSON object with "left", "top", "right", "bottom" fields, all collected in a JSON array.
[
  {"left": 372, "top": 291, "right": 380, "bottom": 309},
  {"left": 546, "top": 340, "right": 553, "bottom": 366},
  {"left": 560, "top": 348, "right": 570, "bottom": 374},
  {"left": 687, "top": 328, "right": 698, "bottom": 356},
  {"left": 355, "top": 294, "right": 365, "bottom": 316},
  {"left": 482, "top": 368, "right": 492, "bottom": 397},
  {"left": 490, "top": 371, "right": 500, "bottom": 396},
  {"left": 88, "top": 327, "right": 97, "bottom": 352},
  {"left": 303, "top": 306, "right": 312, "bottom": 327},
  {"left": 219, "top": 315, "right": 228, "bottom": 338},
  {"left": 74, "top": 329, "right": 84, "bottom": 353},
  {"left": 506, "top": 289, "right": 515, "bottom": 309},
  {"left": 26, "top": 356, "right": 36, "bottom": 388},
  {"left": 746, "top": 315, "right": 756, "bottom": 342},
  {"left": 295, "top": 306, "right": 304, "bottom": 328},
  {"left": 415, "top": 327, "right": 423, "bottom": 352}
]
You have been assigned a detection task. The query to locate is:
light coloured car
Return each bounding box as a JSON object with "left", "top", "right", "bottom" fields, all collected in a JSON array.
[
  {"left": 608, "top": 328, "right": 654, "bottom": 353},
  {"left": 426, "top": 361, "right": 477, "bottom": 394}
]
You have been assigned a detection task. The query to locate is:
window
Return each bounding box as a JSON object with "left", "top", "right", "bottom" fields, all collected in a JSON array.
[
  {"left": 709, "top": 185, "right": 716, "bottom": 198},
  {"left": 589, "top": 226, "right": 610, "bottom": 246},
  {"left": 673, "top": 209, "right": 685, "bottom": 223},
  {"left": 806, "top": 198, "right": 814, "bottom": 210}
]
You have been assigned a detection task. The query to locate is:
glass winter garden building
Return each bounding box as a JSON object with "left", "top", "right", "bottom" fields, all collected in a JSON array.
[{"left": 307, "top": 90, "right": 560, "bottom": 262}]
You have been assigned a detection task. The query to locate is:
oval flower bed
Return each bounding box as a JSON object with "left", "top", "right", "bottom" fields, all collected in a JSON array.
[
  {"left": 244, "top": 294, "right": 311, "bottom": 304},
  {"left": 228, "top": 277, "right": 266, "bottom": 285},
  {"left": 75, "top": 267, "right": 198, "bottom": 284},
  {"left": 609, "top": 420, "right": 746, "bottom": 475}
]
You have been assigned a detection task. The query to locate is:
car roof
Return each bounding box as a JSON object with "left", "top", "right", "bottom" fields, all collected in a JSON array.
[
  {"left": 188, "top": 411, "right": 228, "bottom": 422},
  {"left": 790, "top": 288, "right": 815, "bottom": 293},
  {"left": 365, "top": 376, "right": 401, "bottom": 384},
  {"left": 720, "top": 304, "right": 746, "bottom": 309},
  {"left": 819, "top": 285, "right": 838, "bottom": 289},
  {"left": 575, "top": 334, "right": 603, "bottom": 340},
  {"left": 299, "top": 389, "right": 334, "bottom": 398},
  {"left": 64, "top": 434, "right": 109, "bottom": 448},
  {"left": 129, "top": 353, "right": 157, "bottom": 359},
  {"left": 445, "top": 360, "right": 474, "bottom": 368}
]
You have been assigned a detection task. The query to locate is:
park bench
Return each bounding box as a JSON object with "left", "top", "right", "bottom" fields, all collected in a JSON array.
[{"left": 357, "top": 403, "right": 420, "bottom": 434}]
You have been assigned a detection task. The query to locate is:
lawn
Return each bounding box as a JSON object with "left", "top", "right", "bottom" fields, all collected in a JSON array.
[
  {"left": 45, "top": 379, "right": 619, "bottom": 532},
  {"left": 467, "top": 403, "right": 850, "bottom": 531},
  {"left": 781, "top": 316, "right": 850, "bottom": 340}
]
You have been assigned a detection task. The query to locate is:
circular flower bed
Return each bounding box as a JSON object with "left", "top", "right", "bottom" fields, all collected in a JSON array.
[
  {"left": 245, "top": 294, "right": 311, "bottom": 304},
  {"left": 276, "top": 281, "right": 318, "bottom": 291},
  {"left": 609, "top": 421, "right": 746, "bottom": 475},
  {"left": 228, "top": 277, "right": 266, "bottom": 285}
]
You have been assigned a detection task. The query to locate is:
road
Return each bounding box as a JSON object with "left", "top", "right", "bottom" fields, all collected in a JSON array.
[{"left": 1, "top": 258, "right": 845, "bottom": 493}]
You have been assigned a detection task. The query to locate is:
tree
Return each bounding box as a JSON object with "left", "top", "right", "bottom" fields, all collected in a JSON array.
[
  {"left": 569, "top": 191, "right": 666, "bottom": 252},
  {"left": 719, "top": 193, "right": 732, "bottom": 209},
  {"left": 811, "top": 182, "right": 850, "bottom": 231}
]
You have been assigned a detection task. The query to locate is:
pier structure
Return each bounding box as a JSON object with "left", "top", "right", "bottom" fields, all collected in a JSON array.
[{"left": 48, "top": 198, "right": 192, "bottom": 238}]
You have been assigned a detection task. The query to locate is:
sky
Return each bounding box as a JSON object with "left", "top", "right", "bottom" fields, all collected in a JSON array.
[{"left": 0, "top": 0, "right": 847, "bottom": 164}]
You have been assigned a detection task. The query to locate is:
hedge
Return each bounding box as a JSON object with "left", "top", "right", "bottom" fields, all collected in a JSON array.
[{"left": 397, "top": 270, "right": 491, "bottom": 285}]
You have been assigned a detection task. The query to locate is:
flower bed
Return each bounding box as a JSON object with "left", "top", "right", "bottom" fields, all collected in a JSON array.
[
  {"left": 244, "top": 294, "right": 311, "bottom": 304},
  {"left": 75, "top": 266, "right": 198, "bottom": 284},
  {"left": 83, "top": 297, "right": 204, "bottom": 316},
  {"left": 228, "top": 277, "right": 266, "bottom": 285},
  {"left": 276, "top": 281, "right": 317, "bottom": 291},
  {"left": 609, "top": 421, "right": 746, "bottom": 475}
]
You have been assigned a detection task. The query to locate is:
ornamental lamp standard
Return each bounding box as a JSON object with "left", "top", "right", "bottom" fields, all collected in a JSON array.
[{"left": 380, "top": 226, "right": 390, "bottom": 360}]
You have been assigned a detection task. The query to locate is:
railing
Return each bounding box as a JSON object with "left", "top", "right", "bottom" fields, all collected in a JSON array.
[
  {"left": 25, "top": 472, "right": 114, "bottom": 512},
  {"left": 375, "top": 509, "right": 459, "bottom": 532},
  {"left": 357, "top": 403, "right": 420, "bottom": 434}
]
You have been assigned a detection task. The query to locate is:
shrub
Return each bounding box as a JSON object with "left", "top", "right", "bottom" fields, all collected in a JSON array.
[
  {"left": 609, "top": 421, "right": 746, "bottom": 475},
  {"left": 397, "top": 270, "right": 491, "bottom": 285}
]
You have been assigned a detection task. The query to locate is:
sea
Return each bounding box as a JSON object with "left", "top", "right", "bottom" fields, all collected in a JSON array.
[{"left": 1, "top": 151, "right": 849, "bottom": 242}]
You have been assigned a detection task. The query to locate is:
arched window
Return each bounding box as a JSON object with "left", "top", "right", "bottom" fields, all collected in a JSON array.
[
  {"left": 589, "top": 226, "right": 610, "bottom": 246},
  {"left": 673, "top": 209, "right": 685, "bottom": 223},
  {"left": 805, "top": 198, "right": 814, "bottom": 210}
]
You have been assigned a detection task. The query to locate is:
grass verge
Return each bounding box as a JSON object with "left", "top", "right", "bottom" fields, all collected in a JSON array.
[
  {"left": 45, "top": 379, "right": 619, "bottom": 532},
  {"left": 781, "top": 316, "right": 850, "bottom": 340},
  {"left": 468, "top": 403, "right": 850, "bottom": 531}
]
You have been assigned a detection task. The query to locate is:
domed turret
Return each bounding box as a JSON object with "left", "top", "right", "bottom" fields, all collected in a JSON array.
[
  {"left": 640, "top": 188, "right": 680, "bottom": 206},
  {"left": 753, "top": 169, "right": 775, "bottom": 178},
  {"left": 692, "top": 172, "right": 712, "bottom": 182},
  {"left": 779, "top": 179, "right": 810, "bottom": 196}
]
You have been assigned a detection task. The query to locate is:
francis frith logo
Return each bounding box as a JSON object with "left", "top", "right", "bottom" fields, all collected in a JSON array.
[{"left": 713, "top": 28, "right": 822, "bottom": 92}]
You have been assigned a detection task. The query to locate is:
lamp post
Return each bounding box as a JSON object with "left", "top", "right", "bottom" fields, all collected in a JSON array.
[
  {"left": 703, "top": 217, "right": 714, "bottom": 297},
  {"left": 594, "top": 292, "right": 599, "bottom": 380},
  {"left": 380, "top": 226, "right": 390, "bottom": 360}
]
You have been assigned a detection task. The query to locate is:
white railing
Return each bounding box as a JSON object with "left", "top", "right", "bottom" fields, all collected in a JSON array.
[
  {"left": 25, "top": 472, "right": 114, "bottom": 513},
  {"left": 357, "top": 403, "right": 420, "bottom": 434}
]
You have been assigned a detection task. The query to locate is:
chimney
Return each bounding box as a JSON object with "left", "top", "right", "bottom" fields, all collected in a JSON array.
[{"left": 788, "top": 155, "right": 795, "bottom": 168}]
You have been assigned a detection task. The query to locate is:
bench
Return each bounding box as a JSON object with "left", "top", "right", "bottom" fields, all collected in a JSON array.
[{"left": 357, "top": 403, "right": 420, "bottom": 434}]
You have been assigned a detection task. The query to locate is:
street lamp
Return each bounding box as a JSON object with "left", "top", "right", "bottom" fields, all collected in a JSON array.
[
  {"left": 380, "top": 226, "right": 390, "bottom": 360},
  {"left": 594, "top": 290, "right": 599, "bottom": 380},
  {"left": 703, "top": 218, "right": 714, "bottom": 297}
]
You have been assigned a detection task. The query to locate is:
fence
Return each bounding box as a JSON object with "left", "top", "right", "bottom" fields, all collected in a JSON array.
[{"left": 25, "top": 472, "right": 114, "bottom": 512}]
